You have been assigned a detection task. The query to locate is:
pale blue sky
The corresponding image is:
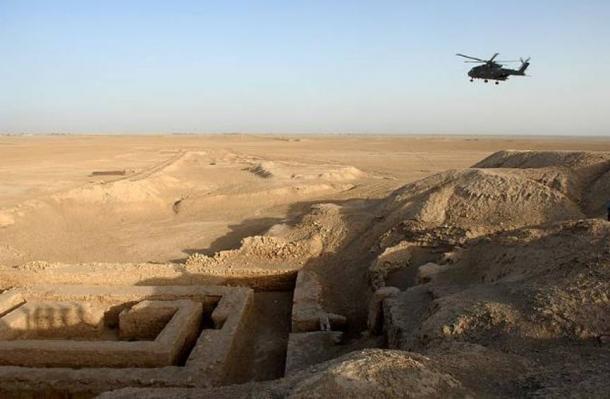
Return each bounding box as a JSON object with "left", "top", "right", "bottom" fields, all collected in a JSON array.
[{"left": 1, "top": 1, "right": 609, "bottom": 135}]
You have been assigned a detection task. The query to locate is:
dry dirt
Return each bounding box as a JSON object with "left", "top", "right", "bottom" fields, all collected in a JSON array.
[
  {"left": 1, "top": 134, "right": 608, "bottom": 266},
  {"left": 1, "top": 134, "right": 610, "bottom": 398}
]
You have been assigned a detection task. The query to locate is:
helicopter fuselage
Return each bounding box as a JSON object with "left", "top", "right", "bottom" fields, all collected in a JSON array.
[{"left": 467, "top": 62, "right": 527, "bottom": 82}]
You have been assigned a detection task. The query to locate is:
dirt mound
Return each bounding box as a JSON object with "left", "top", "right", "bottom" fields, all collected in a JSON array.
[
  {"left": 245, "top": 160, "right": 367, "bottom": 182},
  {"left": 474, "top": 150, "right": 610, "bottom": 172},
  {"left": 381, "top": 168, "right": 583, "bottom": 238},
  {"left": 288, "top": 349, "right": 472, "bottom": 398},
  {"left": 375, "top": 151, "right": 610, "bottom": 242},
  {"left": 317, "top": 166, "right": 366, "bottom": 181},
  {"left": 474, "top": 150, "right": 610, "bottom": 217},
  {"left": 186, "top": 203, "right": 350, "bottom": 272},
  {"left": 55, "top": 175, "right": 184, "bottom": 206},
  {"left": 383, "top": 219, "right": 610, "bottom": 397}
]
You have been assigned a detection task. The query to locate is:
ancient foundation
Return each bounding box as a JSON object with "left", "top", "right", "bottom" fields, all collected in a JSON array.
[
  {"left": 0, "top": 285, "right": 253, "bottom": 397},
  {"left": 0, "top": 260, "right": 340, "bottom": 397}
]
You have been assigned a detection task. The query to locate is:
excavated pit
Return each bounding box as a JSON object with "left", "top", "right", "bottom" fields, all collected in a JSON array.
[
  {"left": 0, "top": 299, "right": 203, "bottom": 368},
  {"left": 0, "top": 284, "right": 261, "bottom": 397}
]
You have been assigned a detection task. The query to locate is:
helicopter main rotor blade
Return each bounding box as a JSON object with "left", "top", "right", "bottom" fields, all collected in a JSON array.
[
  {"left": 489, "top": 53, "right": 500, "bottom": 62},
  {"left": 456, "top": 53, "right": 486, "bottom": 62}
]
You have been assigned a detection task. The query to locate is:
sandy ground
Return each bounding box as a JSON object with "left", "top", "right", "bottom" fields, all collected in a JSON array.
[
  {"left": 1, "top": 134, "right": 609, "bottom": 267},
  {"left": 2, "top": 134, "right": 610, "bottom": 398}
]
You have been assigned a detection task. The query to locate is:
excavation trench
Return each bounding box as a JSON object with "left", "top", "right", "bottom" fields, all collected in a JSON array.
[{"left": 229, "top": 291, "right": 294, "bottom": 383}]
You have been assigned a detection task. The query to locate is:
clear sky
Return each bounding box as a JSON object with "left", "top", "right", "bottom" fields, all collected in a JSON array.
[{"left": 1, "top": 1, "right": 609, "bottom": 135}]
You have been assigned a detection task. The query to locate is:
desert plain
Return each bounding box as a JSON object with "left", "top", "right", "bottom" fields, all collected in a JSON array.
[{"left": 1, "top": 134, "right": 610, "bottom": 398}]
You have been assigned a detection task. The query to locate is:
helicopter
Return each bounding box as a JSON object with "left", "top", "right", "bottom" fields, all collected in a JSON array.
[{"left": 456, "top": 53, "right": 530, "bottom": 84}]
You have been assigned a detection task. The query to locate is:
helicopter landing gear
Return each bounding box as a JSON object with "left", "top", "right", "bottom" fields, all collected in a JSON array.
[
  {"left": 470, "top": 79, "right": 474, "bottom": 82},
  {"left": 495, "top": 81, "right": 499, "bottom": 85},
  {"left": 484, "top": 79, "right": 489, "bottom": 83}
]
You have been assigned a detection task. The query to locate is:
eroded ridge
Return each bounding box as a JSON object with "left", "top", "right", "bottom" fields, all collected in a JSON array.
[{"left": 0, "top": 285, "right": 253, "bottom": 396}]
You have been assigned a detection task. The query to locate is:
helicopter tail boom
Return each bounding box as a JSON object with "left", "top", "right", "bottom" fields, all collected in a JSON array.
[{"left": 517, "top": 57, "right": 530, "bottom": 75}]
